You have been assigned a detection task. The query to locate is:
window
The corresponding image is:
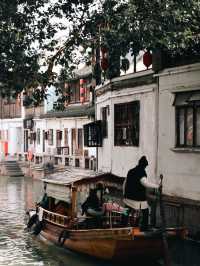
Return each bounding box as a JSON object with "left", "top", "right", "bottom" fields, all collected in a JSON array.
[
  {"left": 65, "top": 157, "right": 69, "bottom": 166},
  {"left": 30, "top": 132, "right": 36, "bottom": 144},
  {"left": 69, "top": 81, "right": 80, "bottom": 103},
  {"left": 75, "top": 158, "right": 80, "bottom": 167},
  {"left": 64, "top": 128, "right": 68, "bottom": 146},
  {"left": 85, "top": 158, "right": 90, "bottom": 169},
  {"left": 78, "top": 128, "right": 83, "bottom": 150},
  {"left": 101, "top": 107, "right": 108, "bottom": 138},
  {"left": 36, "top": 128, "right": 40, "bottom": 145},
  {"left": 71, "top": 128, "right": 76, "bottom": 155},
  {"left": 85, "top": 78, "right": 92, "bottom": 102},
  {"left": 23, "top": 119, "right": 33, "bottom": 129},
  {"left": 114, "top": 101, "right": 140, "bottom": 146},
  {"left": 56, "top": 130, "right": 62, "bottom": 147},
  {"left": 48, "top": 129, "right": 54, "bottom": 145},
  {"left": 71, "top": 128, "right": 83, "bottom": 155},
  {"left": 84, "top": 121, "right": 102, "bottom": 147},
  {"left": 175, "top": 91, "right": 200, "bottom": 147}
]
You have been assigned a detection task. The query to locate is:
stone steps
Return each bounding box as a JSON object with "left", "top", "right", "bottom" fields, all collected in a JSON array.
[{"left": 3, "top": 161, "right": 24, "bottom": 177}]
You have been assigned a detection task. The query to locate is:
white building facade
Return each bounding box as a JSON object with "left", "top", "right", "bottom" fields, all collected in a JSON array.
[
  {"left": 95, "top": 70, "right": 158, "bottom": 182},
  {"left": 156, "top": 62, "right": 200, "bottom": 235}
]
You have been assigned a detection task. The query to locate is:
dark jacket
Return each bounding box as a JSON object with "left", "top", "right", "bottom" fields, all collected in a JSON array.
[
  {"left": 81, "top": 194, "right": 100, "bottom": 215},
  {"left": 124, "top": 165, "right": 147, "bottom": 201}
]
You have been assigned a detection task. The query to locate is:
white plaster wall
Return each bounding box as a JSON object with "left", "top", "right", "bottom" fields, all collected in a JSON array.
[
  {"left": 0, "top": 119, "right": 23, "bottom": 156},
  {"left": 44, "top": 117, "right": 96, "bottom": 157},
  {"left": 97, "top": 83, "right": 158, "bottom": 183},
  {"left": 157, "top": 63, "right": 200, "bottom": 201},
  {"left": 96, "top": 91, "right": 112, "bottom": 173},
  {"left": 34, "top": 119, "right": 46, "bottom": 155}
]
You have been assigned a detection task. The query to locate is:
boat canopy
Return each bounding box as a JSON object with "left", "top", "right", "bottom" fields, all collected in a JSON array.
[{"left": 42, "top": 167, "right": 124, "bottom": 202}]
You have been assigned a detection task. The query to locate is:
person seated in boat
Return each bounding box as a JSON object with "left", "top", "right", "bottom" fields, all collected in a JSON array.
[
  {"left": 54, "top": 201, "right": 71, "bottom": 216},
  {"left": 123, "top": 156, "right": 160, "bottom": 230},
  {"left": 81, "top": 189, "right": 104, "bottom": 217}
]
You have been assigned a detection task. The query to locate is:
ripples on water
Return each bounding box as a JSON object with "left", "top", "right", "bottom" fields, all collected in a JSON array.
[{"left": 0, "top": 175, "right": 199, "bottom": 266}]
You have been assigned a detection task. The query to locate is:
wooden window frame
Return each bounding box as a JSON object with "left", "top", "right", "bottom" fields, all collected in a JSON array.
[
  {"left": 114, "top": 101, "right": 140, "bottom": 146},
  {"left": 56, "top": 130, "right": 62, "bottom": 147},
  {"left": 69, "top": 81, "right": 80, "bottom": 104},
  {"left": 176, "top": 105, "right": 200, "bottom": 148},
  {"left": 71, "top": 128, "right": 83, "bottom": 155},
  {"left": 64, "top": 128, "right": 68, "bottom": 146},
  {"left": 48, "top": 129, "right": 54, "bottom": 146}
]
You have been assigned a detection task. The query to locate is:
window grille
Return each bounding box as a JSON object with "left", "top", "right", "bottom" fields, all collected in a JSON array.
[
  {"left": 114, "top": 101, "right": 140, "bottom": 146},
  {"left": 84, "top": 121, "right": 102, "bottom": 147},
  {"left": 174, "top": 91, "right": 200, "bottom": 147}
]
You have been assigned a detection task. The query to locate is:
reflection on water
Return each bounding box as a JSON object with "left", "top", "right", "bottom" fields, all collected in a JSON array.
[{"left": 0, "top": 175, "right": 199, "bottom": 266}]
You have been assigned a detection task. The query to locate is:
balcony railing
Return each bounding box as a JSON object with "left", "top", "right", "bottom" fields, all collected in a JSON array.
[
  {"left": 25, "top": 105, "right": 44, "bottom": 118},
  {"left": 0, "top": 102, "right": 21, "bottom": 119}
]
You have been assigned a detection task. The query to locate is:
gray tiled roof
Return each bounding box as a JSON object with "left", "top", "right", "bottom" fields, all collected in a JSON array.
[{"left": 40, "top": 104, "right": 95, "bottom": 119}]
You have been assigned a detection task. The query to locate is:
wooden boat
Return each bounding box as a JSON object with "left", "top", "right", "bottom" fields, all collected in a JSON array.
[{"left": 28, "top": 168, "right": 187, "bottom": 261}]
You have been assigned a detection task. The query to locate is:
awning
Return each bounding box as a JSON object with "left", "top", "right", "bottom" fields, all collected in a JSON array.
[
  {"left": 173, "top": 90, "right": 200, "bottom": 106},
  {"left": 188, "top": 91, "right": 200, "bottom": 103},
  {"left": 46, "top": 182, "right": 71, "bottom": 202}
]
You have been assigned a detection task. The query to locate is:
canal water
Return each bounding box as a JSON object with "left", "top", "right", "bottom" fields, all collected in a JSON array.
[{"left": 0, "top": 175, "right": 199, "bottom": 266}]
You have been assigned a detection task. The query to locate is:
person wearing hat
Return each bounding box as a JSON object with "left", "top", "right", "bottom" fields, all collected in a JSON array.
[{"left": 123, "top": 156, "right": 160, "bottom": 230}]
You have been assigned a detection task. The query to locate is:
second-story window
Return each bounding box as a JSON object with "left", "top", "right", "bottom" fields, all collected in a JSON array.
[
  {"left": 174, "top": 91, "right": 200, "bottom": 148},
  {"left": 114, "top": 101, "right": 140, "bottom": 146},
  {"left": 48, "top": 129, "right": 54, "bottom": 145},
  {"left": 69, "top": 81, "right": 80, "bottom": 103}
]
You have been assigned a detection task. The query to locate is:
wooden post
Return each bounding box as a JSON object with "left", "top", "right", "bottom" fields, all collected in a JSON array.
[
  {"left": 71, "top": 186, "right": 77, "bottom": 219},
  {"left": 159, "top": 174, "right": 171, "bottom": 266}
]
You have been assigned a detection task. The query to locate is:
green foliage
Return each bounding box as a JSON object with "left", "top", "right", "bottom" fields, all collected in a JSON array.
[{"left": 0, "top": 0, "right": 200, "bottom": 102}]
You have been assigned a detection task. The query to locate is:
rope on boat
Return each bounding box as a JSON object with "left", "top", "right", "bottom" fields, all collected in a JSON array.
[{"left": 58, "top": 230, "right": 70, "bottom": 246}]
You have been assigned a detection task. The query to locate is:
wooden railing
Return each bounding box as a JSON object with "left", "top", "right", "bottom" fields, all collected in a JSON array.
[
  {"left": 42, "top": 208, "right": 71, "bottom": 228},
  {"left": 25, "top": 105, "right": 44, "bottom": 118},
  {"left": 0, "top": 101, "right": 21, "bottom": 118},
  {"left": 41, "top": 207, "right": 136, "bottom": 229}
]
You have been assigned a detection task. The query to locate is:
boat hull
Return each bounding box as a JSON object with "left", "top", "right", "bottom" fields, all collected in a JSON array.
[{"left": 39, "top": 222, "right": 167, "bottom": 261}]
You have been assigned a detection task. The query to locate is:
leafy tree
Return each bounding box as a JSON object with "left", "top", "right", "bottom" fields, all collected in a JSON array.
[
  {"left": 0, "top": 0, "right": 96, "bottom": 101},
  {"left": 0, "top": 0, "right": 200, "bottom": 102}
]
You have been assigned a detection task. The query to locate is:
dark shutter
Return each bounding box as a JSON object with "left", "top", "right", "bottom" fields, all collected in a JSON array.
[
  {"left": 84, "top": 121, "right": 102, "bottom": 147},
  {"left": 45, "top": 131, "right": 48, "bottom": 140}
]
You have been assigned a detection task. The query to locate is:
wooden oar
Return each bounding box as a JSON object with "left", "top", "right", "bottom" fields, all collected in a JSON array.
[{"left": 159, "top": 174, "right": 171, "bottom": 266}]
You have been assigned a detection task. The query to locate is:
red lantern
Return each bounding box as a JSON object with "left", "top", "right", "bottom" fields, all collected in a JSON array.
[
  {"left": 80, "top": 79, "right": 86, "bottom": 103},
  {"left": 143, "top": 51, "right": 152, "bottom": 69},
  {"left": 100, "top": 47, "right": 109, "bottom": 71}
]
